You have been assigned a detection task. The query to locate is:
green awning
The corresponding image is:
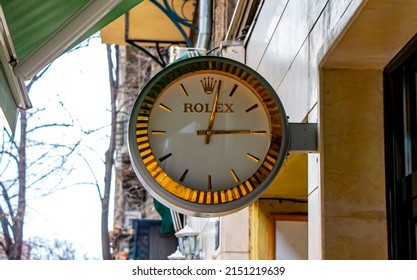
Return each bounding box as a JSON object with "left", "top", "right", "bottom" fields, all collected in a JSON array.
[
  {"left": 0, "top": 0, "right": 143, "bottom": 132},
  {"left": 1, "top": 0, "right": 91, "bottom": 62},
  {"left": 0, "top": 63, "right": 17, "bottom": 130}
]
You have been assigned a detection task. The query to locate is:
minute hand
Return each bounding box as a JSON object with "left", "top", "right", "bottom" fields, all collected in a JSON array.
[
  {"left": 197, "top": 130, "right": 254, "bottom": 135},
  {"left": 205, "top": 80, "right": 222, "bottom": 144}
]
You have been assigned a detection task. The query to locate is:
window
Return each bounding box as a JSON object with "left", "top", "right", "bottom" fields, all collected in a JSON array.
[{"left": 384, "top": 33, "right": 417, "bottom": 259}]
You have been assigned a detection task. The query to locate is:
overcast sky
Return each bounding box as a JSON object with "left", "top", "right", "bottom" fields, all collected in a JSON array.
[{"left": 2, "top": 36, "right": 113, "bottom": 259}]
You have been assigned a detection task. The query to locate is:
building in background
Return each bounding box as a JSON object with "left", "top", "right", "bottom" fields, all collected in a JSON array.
[
  {"left": 102, "top": 0, "right": 200, "bottom": 259},
  {"left": 109, "top": 45, "right": 164, "bottom": 259},
  {"left": 103, "top": 0, "right": 417, "bottom": 260}
]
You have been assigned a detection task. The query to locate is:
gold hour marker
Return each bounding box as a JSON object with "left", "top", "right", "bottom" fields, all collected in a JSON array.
[
  {"left": 208, "top": 175, "right": 212, "bottom": 190},
  {"left": 179, "top": 84, "right": 188, "bottom": 96},
  {"left": 229, "top": 84, "right": 238, "bottom": 96},
  {"left": 159, "top": 103, "right": 172, "bottom": 112},
  {"left": 159, "top": 153, "right": 172, "bottom": 162},
  {"left": 230, "top": 169, "right": 240, "bottom": 183},
  {"left": 151, "top": 130, "right": 166, "bottom": 135},
  {"left": 246, "top": 104, "right": 259, "bottom": 112},
  {"left": 251, "top": 131, "right": 267, "bottom": 135},
  {"left": 246, "top": 153, "right": 260, "bottom": 162},
  {"left": 179, "top": 169, "right": 189, "bottom": 182}
]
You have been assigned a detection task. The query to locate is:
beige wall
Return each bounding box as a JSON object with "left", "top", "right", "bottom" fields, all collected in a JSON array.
[
  {"left": 246, "top": 0, "right": 391, "bottom": 259},
  {"left": 321, "top": 69, "right": 387, "bottom": 259},
  {"left": 246, "top": 0, "right": 369, "bottom": 259},
  {"left": 318, "top": 0, "right": 417, "bottom": 259}
]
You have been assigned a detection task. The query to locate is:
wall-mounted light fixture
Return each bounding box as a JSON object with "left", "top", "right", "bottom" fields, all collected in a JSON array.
[
  {"left": 175, "top": 224, "right": 200, "bottom": 260},
  {"left": 167, "top": 246, "right": 185, "bottom": 260}
]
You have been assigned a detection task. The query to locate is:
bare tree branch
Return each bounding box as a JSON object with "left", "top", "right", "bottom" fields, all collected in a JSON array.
[
  {"left": 26, "top": 123, "right": 73, "bottom": 134},
  {"left": 26, "top": 63, "right": 53, "bottom": 92},
  {"left": 29, "top": 237, "right": 77, "bottom": 260},
  {"left": 1, "top": 127, "right": 18, "bottom": 150},
  {"left": 75, "top": 151, "right": 101, "bottom": 199},
  {"left": 0, "top": 181, "right": 15, "bottom": 219},
  {"left": 0, "top": 150, "right": 19, "bottom": 167},
  {"left": 0, "top": 203, "right": 13, "bottom": 255}
]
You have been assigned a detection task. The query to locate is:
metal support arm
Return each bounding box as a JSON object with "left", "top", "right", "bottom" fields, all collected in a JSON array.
[{"left": 288, "top": 123, "right": 318, "bottom": 153}]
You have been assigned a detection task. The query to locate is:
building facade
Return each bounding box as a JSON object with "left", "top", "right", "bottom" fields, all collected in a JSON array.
[{"left": 110, "top": 46, "right": 163, "bottom": 259}]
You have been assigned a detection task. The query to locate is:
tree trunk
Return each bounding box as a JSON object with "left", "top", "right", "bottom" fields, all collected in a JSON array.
[
  {"left": 101, "top": 45, "right": 118, "bottom": 260},
  {"left": 10, "top": 110, "right": 27, "bottom": 259}
]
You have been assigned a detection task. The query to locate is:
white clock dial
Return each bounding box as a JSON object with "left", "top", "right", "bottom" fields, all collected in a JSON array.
[{"left": 148, "top": 72, "right": 271, "bottom": 191}]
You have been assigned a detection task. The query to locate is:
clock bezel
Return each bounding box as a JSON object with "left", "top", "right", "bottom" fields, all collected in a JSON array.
[{"left": 128, "top": 56, "right": 289, "bottom": 217}]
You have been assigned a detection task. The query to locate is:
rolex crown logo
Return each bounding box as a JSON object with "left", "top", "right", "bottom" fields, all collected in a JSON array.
[{"left": 200, "top": 77, "right": 217, "bottom": 94}]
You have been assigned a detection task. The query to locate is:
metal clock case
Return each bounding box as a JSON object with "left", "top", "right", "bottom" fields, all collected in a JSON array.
[{"left": 128, "top": 56, "right": 289, "bottom": 217}]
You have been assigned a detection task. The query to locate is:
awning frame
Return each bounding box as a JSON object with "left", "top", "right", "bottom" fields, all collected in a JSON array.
[
  {"left": 0, "top": 6, "right": 30, "bottom": 110},
  {"left": 12, "top": 0, "right": 123, "bottom": 81}
]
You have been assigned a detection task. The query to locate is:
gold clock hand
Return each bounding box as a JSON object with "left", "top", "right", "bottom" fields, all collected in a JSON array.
[
  {"left": 205, "top": 80, "right": 222, "bottom": 144},
  {"left": 197, "top": 130, "right": 252, "bottom": 135}
]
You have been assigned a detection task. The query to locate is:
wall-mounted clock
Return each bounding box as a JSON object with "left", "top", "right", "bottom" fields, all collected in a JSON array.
[{"left": 128, "top": 56, "right": 289, "bottom": 217}]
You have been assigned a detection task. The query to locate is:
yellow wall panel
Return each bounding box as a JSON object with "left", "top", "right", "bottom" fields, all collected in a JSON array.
[{"left": 101, "top": 0, "right": 195, "bottom": 46}]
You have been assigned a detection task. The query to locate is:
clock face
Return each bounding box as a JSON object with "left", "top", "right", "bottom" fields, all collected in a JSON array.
[
  {"left": 148, "top": 71, "right": 271, "bottom": 192},
  {"left": 129, "top": 56, "right": 288, "bottom": 216}
]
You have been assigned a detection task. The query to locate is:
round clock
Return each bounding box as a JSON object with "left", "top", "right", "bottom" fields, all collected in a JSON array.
[{"left": 128, "top": 56, "right": 289, "bottom": 217}]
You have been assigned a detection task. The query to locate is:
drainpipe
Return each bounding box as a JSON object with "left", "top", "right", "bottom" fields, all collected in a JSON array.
[{"left": 196, "top": 0, "right": 212, "bottom": 50}]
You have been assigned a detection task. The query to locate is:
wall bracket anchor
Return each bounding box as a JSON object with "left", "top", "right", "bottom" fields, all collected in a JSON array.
[{"left": 288, "top": 123, "right": 318, "bottom": 153}]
